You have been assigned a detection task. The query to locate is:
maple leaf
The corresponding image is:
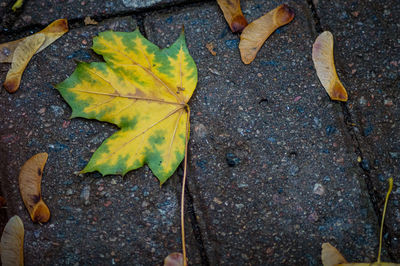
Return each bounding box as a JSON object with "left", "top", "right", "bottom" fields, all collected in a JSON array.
[{"left": 57, "top": 29, "right": 197, "bottom": 184}]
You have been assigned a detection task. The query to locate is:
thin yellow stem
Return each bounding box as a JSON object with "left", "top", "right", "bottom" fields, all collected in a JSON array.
[
  {"left": 181, "top": 106, "right": 190, "bottom": 266},
  {"left": 377, "top": 177, "right": 393, "bottom": 263}
]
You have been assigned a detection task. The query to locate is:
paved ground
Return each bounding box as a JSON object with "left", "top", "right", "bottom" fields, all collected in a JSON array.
[{"left": 0, "top": 0, "right": 399, "bottom": 265}]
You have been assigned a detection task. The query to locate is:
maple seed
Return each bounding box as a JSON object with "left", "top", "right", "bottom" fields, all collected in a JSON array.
[
  {"left": 0, "top": 215, "right": 24, "bottom": 266},
  {"left": 0, "top": 19, "right": 68, "bottom": 63},
  {"left": 217, "top": 0, "right": 248, "bottom": 33},
  {"left": 312, "top": 31, "right": 348, "bottom": 101},
  {"left": 239, "top": 4, "right": 294, "bottom": 64},
  {"left": 19, "top": 152, "right": 51, "bottom": 223}
]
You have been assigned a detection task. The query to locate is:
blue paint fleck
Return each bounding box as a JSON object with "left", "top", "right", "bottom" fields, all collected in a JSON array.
[
  {"left": 165, "top": 16, "right": 173, "bottom": 24},
  {"left": 326, "top": 125, "right": 336, "bottom": 136},
  {"left": 267, "top": 137, "right": 276, "bottom": 143},
  {"left": 78, "top": 158, "right": 87, "bottom": 168},
  {"left": 260, "top": 60, "right": 278, "bottom": 67},
  {"left": 296, "top": 106, "right": 304, "bottom": 113},
  {"left": 218, "top": 26, "right": 230, "bottom": 39},
  {"left": 363, "top": 124, "right": 373, "bottom": 136},
  {"left": 67, "top": 49, "right": 91, "bottom": 60},
  {"left": 225, "top": 39, "right": 239, "bottom": 49},
  {"left": 196, "top": 160, "right": 207, "bottom": 169}
]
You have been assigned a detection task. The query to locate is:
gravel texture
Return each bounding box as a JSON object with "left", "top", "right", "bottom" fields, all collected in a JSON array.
[
  {"left": 0, "top": 0, "right": 399, "bottom": 264},
  {"left": 315, "top": 0, "right": 400, "bottom": 260}
]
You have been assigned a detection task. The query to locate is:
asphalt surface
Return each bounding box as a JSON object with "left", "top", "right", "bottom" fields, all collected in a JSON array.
[{"left": 0, "top": 0, "right": 399, "bottom": 265}]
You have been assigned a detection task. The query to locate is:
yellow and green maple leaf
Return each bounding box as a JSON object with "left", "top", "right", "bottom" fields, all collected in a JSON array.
[{"left": 57, "top": 29, "right": 197, "bottom": 184}]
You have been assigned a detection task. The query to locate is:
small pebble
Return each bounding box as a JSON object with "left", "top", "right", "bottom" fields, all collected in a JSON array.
[
  {"left": 326, "top": 125, "right": 336, "bottom": 136},
  {"left": 384, "top": 99, "right": 393, "bottom": 106},
  {"left": 50, "top": 105, "right": 64, "bottom": 117},
  {"left": 389, "top": 152, "right": 399, "bottom": 159},
  {"left": 289, "top": 165, "right": 299, "bottom": 176},
  {"left": 359, "top": 96, "right": 367, "bottom": 106},
  {"left": 66, "top": 188, "right": 74, "bottom": 196},
  {"left": 313, "top": 183, "right": 325, "bottom": 196},
  {"left": 194, "top": 123, "right": 207, "bottom": 138},
  {"left": 361, "top": 159, "right": 370, "bottom": 171},
  {"left": 80, "top": 185, "right": 90, "bottom": 205}
]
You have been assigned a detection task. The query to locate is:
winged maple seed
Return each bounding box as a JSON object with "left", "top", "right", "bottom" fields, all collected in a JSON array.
[
  {"left": 57, "top": 29, "right": 198, "bottom": 184},
  {"left": 239, "top": 4, "right": 294, "bottom": 64},
  {"left": 0, "top": 19, "right": 68, "bottom": 93},
  {"left": 19, "top": 152, "right": 50, "bottom": 223},
  {"left": 0, "top": 215, "right": 24, "bottom": 266},
  {"left": 312, "top": 31, "right": 348, "bottom": 102},
  {"left": 217, "top": 0, "right": 248, "bottom": 33}
]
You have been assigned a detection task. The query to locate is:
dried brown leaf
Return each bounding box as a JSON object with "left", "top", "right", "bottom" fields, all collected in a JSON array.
[
  {"left": 312, "top": 31, "right": 348, "bottom": 101},
  {"left": 0, "top": 215, "right": 24, "bottom": 266},
  {"left": 164, "top": 252, "right": 184, "bottom": 266},
  {"left": 84, "top": 16, "right": 98, "bottom": 25},
  {"left": 217, "top": 0, "right": 248, "bottom": 33},
  {"left": 19, "top": 153, "right": 50, "bottom": 223},
  {"left": 0, "top": 19, "right": 68, "bottom": 63},
  {"left": 206, "top": 42, "right": 217, "bottom": 56},
  {"left": 239, "top": 4, "right": 294, "bottom": 64},
  {"left": 3, "top": 34, "right": 45, "bottom": 93}
]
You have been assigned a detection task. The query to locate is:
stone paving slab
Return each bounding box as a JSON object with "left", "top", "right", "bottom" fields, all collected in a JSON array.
[
  {"left": 0, "top": 0, "right": 188, "bottom": 32},
  {"left": 144, "top": 0, "right": 384, "bottom": 264},
  {"left": 314, "top": 0, "right": 400, "bottom": 260},
  {"left": 0, "top": 16, "right": 202, "bottom": 265}
]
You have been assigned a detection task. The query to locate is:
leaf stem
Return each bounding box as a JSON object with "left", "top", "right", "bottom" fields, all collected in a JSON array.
[
  {"left": 181, "top": 105, "right": 190, "bottom": 266},
  {"left": 377, "top": 177, "right": 393, "bottom": 263}
]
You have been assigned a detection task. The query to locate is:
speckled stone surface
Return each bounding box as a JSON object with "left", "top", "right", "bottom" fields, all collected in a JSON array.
[
  {"left": 144, "top": 0, "right": 382, "bottom": 264},
  {"left": 0, "top": 16, "right": 201, "bottom": 265},
  {"left": 0, "top": 0, "right": 399, "bottom": 265},
  {"left": 315, "top": 0, "right": 400, "bottom": 261},
  {"left": 0, "top": 0, "right": 189, "bottom": 31}
]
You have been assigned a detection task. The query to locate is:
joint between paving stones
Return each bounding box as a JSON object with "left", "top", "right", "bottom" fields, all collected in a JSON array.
[
  {"left": 341, "top": 103, "right": 396, "bottom": 261},
  {"left": 305, "top": 0, "right": 323, "bottom": 34},
  {"left": 184, "top": 183, "right": 210, "bottom": 266},
  {"left": 0, "top": 0, "right": 214, "bottom": 36}
]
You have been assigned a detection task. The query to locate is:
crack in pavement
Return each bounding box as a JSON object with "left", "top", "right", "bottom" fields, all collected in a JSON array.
[{"left": 178, "top": 165, "right": 210, "bottom": 266}]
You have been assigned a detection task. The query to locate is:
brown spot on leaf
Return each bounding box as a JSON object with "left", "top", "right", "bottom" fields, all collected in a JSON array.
[{"left": 31, "top": 194, "right": 40, "bottom": 204}]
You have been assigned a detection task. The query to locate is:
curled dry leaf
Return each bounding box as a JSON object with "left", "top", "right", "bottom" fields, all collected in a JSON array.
[
  {"left": 19, "top": 153, "right": 50, "bottom": 223},
  {"left": 321, "top": 243, "right": 347, "bottom": 266},
  {"left": 0, "top": 19, "right": 68, "bottom": 63},
  {"left": 0, "top": 215, "right": 24, "bottom": 266},
  {"left": 206, "top": 42, "right": 217, "bottom": 56},
  {"left": 84, "top": 16, "right": 98, "bottom": 25},
  {"left": 239, "top": 4, "right": 294, "bottom": 64},
  {"left": 217, "top": 0, "right": 248, "bottom": 33},
  {"left": 312, "top": 31, "right": 348, "bottom": 101},
  {"left": 164, "top": 252, "right": 184, "bottom": 266},
  {"left": 3, "top": 34, "right": 45, "bottom": 93}
]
